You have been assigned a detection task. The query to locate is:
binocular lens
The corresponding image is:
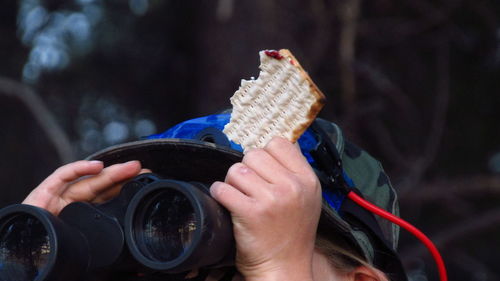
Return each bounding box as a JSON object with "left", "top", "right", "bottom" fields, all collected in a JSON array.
[
  {"left": 136, "top": 189, "right": 197, "bottom": 263},
  {"left": 0, "top": 214, "right": 51, "bottom": 281}
]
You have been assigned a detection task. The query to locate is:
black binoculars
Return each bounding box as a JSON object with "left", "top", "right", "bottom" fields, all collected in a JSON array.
[{"left": 0, "top": 173, "right": 234, "bottom": 281}]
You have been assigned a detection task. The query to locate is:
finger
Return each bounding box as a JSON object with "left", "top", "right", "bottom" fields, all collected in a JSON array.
[
  {"left": 37, "top": 160, "right": 104, "bottom": 196},
  {"left": 62, "top": 160, "right": 142, "bottom": 202},
  {"left": 91, "top": 182, "right": 123, "bottom": 203},
  {"left": 210, "top": 181, "right": 253, "bottom": 214},
  {"left": 225, "top": 163, "right": 270, "bottom": 198},
  {"left": 242, "top": 148, "right": 292, "bottom": 184},
  {"left": 92, "top": 167, "right": 153, "bottom": 203},
  {"left": 264, "top": 137, "right": 311, "bottom": 174}
]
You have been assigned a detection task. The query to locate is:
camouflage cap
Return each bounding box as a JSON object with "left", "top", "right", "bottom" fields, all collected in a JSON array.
[{"left": 314, "top": 118, "right": 407, "bottom": 280}]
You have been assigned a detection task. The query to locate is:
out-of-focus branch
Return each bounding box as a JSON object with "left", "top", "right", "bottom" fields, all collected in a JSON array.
[
  {"left": 355, "top": 61, "right": 423, "bottom": 168},
  {"left": 365, "top": 116, "right": 410, "bottom": 169},
  {"left": 355, "top": 61, "right": 422, "bottom": 124},
  {"left": 0, "top": 77, "right": 75, "bottom": 164},
  {"left": 399, "top": 174, "right": 500, "bottom": 204},
  {"left": 307, "top": 0, "right": 336, "bottom": 69},
  {"left": 400, "top": 42, "right": 450, "bottom": 193},
  {"left": 399, "top": 174, "right": 500, "bottom": 216},
  {"left": 216, "top": 0, "right": 233, "bottom": 22},
  {"left": 400, "top": 206, "right": 500, "bottom": 260},
  {"left": 338, "top": 0, "right": 360, "bottom": 116},
  {"left": 421, "top": 43, "right": 450, "bottom": 173},
  {"left": 358, "top": 0, "right": 462, "bottom": 47}
]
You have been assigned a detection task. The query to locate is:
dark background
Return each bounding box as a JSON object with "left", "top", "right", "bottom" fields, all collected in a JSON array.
[{"left": 1, "top": 0, "right": 500, "bottom": 280}]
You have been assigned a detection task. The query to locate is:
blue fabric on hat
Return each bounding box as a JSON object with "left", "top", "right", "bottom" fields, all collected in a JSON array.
[
  {"left": 147, "top": 114, "right": 244, "bottom": 151},
  {"left": 147, "top": 114, "right": 319, "bottom": 164},
  {"left": 146, "top": 113, "right": 346, "bottom": 211}
]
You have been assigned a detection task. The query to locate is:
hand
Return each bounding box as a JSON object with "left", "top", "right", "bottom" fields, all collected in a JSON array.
[
  {"left": 23, "top": 160, "right": 143, "bottom": 215},
  {"left": 210, "top": 137, "right": 322, "bottom": 281}
]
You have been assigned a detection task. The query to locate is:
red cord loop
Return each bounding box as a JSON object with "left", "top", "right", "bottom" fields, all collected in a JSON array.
[{"left": 347, "top": 191, "right": 448, "bottom": 281}]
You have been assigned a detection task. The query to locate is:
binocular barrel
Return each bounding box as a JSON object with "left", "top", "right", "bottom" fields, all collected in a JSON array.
[
  {"left": 0, "top": 174, "right": 234, "bottom": 281},
  {"left": 0, "top": 205, "right": 88, "bottom": 281},
  {"left": 125, "top": 179, "right": 234, "bottom": 272}
]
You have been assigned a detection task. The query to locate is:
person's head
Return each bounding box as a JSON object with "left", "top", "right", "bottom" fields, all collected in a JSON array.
[{"left": 88, "top": 113, "right": 407, "bottom": 281}]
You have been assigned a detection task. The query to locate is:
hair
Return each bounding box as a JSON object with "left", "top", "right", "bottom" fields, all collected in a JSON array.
[{"left": 315, "top": 234, "right": 389, "bottom": 281}]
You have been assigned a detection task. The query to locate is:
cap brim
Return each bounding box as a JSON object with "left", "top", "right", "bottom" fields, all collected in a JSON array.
[{"left": 86, "top": 139, "right": 243, "bottom": 184}]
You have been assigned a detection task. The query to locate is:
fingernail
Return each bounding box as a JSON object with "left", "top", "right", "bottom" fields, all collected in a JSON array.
[
  {"left": 209, "top": 182, "right": 222, "bottom": 196},
  {"left": 89, "top": 160, "right": 103, "bottom": 165}
]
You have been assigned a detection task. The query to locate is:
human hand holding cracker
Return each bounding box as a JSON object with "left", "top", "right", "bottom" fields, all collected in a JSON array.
[
  {"left": 211, "top": 49, "right": 326, "bottom": 280},
  {"left": 210, "top": 137, "right": 321, "bottom": 281}
]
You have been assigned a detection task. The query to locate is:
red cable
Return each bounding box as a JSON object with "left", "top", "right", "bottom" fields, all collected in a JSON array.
[{"left": 347, "top": 191, "right": 448, "bottom": 281}]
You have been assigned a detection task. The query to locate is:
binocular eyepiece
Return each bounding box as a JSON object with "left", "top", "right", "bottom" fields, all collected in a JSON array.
[{"left": 0, "top": 174, "right": 234, "bottom": 281}]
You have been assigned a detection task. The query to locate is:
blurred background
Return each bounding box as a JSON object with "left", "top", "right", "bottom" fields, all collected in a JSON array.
[{"left": 0, "top": 0, "right": 499, "bottom": 280}]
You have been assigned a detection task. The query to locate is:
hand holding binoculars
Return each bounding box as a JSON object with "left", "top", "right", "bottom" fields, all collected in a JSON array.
[
  {"left": 0, "top": 173, "right": 235, "bottom": 281},
  {"left": 0, "top": 139, "right": 244, "bottom": 281}
]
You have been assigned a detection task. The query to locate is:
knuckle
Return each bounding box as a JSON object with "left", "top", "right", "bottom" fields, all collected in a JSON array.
[
  {"left": 274, "top": 178, "right": 302, "bottom": 198},
  {"left": 243, "top": 148, "right": 266, "bottom": 163},
  {"left": 81, "top": 181, "right": 98, "bottom": 198},
  {"left": 40, "top": 181, "right": 60, "bottom": 194},
  {"left": 285, "top": 174, "right": 302, "bottom": 189},
  {"left": 226, "top": 163, "right": 245, "bottom": 181},
  {"left": 226, "top": 163, "right": 238, "bottom": 174},
  {"left": 302, "top": 171, "right": 319, "bottom": 189},
  {"left": 52, "top": 165, "right": 69, "bottom": 177},
  {"left": 254, "top": 199, "right": 275, "bottom": 216},
  {"left": 287, "top": 182, "right": 303, "bottom": 198},
  {"left": 268, "top": 136, "right": 287, "bottom": 146},
  {"left": 265, "top": 136, "right": 291, "bottom": 151}
]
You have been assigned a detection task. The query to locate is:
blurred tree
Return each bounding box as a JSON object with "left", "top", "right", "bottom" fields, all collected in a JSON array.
[{"left": 1, "top": 0, "right": 499, "bottom": 280}]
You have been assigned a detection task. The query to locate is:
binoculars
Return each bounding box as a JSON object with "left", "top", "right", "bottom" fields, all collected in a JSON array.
[
  {"left": 0, "top": 131, "right": 343, "bottom": 281},
  {"left": 0, "top": 173, "right": 234, "bottom": 281}
]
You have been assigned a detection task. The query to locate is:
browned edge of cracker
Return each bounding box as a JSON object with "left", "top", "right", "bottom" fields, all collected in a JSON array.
[{"left": 278, "top": 49, "right": 327, "bottom": 142}]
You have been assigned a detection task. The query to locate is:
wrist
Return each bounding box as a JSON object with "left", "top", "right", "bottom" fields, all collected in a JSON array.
[
  {"left": 242, "top": 263, "right": 314, "bottom": 281},
  {"left": 245, "top": 272, "right": 314, "bottom": 281}
]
